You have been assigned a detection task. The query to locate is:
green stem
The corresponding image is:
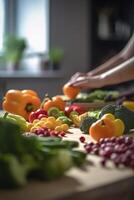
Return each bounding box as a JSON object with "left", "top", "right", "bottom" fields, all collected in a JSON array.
[{"left": 3, "top": 112, "right": 9, "bottom": 119}]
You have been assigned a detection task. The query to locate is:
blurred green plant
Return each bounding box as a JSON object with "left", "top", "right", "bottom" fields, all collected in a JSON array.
[
  {"left": 3, "top": 35, "right": 27, "bottom": 63},
  {"left": 49, "top": 48, "right": 64, "bottom": 64}
]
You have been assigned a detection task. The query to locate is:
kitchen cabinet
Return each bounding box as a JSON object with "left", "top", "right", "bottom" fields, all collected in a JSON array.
[{"left": 89, "top": 0, "right": 134, "bottom": 68}]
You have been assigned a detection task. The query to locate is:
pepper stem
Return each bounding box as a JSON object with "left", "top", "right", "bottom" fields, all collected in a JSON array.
[
  {"left": 3, "top": 112, "right": 9, "bottom": 119},
  {"left": 25, "top": 103, "right": 34, "bottom": 112},
  {"left": 40, "top": 93, "right": 51, "bottom": 109}
]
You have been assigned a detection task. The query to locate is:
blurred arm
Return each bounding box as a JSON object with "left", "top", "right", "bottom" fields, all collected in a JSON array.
[{"left": 89, "top": 33, "right": 134, "bottom": 76}]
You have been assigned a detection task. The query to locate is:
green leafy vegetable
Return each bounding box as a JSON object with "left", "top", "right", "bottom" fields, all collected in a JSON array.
[{"left": 0, "top": 118, "right": 86, "bottom": 188}]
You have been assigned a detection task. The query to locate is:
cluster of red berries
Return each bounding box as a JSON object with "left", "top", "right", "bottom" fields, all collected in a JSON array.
[
  {"left": 84, "top": 136, "right": 134, "bottom": 169},
  {"left": 33, "top": 127, "right": 66, "bottom": 138}
]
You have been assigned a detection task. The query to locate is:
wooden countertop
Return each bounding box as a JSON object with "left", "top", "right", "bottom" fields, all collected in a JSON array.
[{"left": 0, "top": 128, "right": 134, "bottom": 200}]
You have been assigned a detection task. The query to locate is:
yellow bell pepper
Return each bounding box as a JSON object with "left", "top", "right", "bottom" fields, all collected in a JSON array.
[{"left": 122, "top": 101, "right": 134, "bottom": 112}]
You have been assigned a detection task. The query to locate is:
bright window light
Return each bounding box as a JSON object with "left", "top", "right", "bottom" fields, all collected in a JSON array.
[{"left": 17, "top": 0, "right": 49, "bottom": 53}]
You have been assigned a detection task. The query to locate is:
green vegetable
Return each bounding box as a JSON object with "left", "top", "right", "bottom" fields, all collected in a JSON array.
[
  {"left": 3, "top": 112, "right": 27, "bottom": 132},
  {"left": 99, "top": 104, "right": 116, "bottom": 118},
  {"left": 88, "top": 110, "right": 101, "bottom": 119},
  {"left": 80, "top": 117, "right": 97, "bottom": 134},
  {"left": 38, "top": 149, "right": 73, "bottom": 180},
  {"left": 70, "top": 150, "right": 87, "bottom": 166},
  {"left": 48, "top": 107, "right": 65, "bottom": 118},
  {"left": 0, "top": 119, "right": 86, "bottom": 188},
  {"left": 48, "top": 107, "right": 61, "bottom": 118},
  {"left": 0, "top": 154, "right": 27, "bottom": 188},
  {"left": 115, "top": 106, "right": 134, "bottom": 133},
  {"left": 57, "top": 116, "right": 73, "bottom": 126},
  {"left": 99, "top": 104, "right": 134, "bottom": 133},
  {"left": 70, "top": 90, "right": 119, "bottom": 103}
]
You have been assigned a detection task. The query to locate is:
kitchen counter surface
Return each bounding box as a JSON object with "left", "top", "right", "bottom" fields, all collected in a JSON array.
[{"left": 0, "top": 128, "right": 134, "bottom": 200}]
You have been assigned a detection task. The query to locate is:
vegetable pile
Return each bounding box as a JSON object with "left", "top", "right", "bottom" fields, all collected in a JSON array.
[
  {"left": 0, "top": 118, "right": 86, "bottom": 188},
  {"left": 80, "top": 104, "right": 134, "bottom": 141},
  {"left": 70, "top": 90, "right": 120, "bottom": 103},
  {"left": 1, "top": 88, "right": 134, "bottom": 189}
]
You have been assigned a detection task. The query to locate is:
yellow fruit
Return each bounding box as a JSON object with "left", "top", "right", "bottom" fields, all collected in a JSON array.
[
  {"left": 71, "top": 115, "right": 80, "bottom": 127},
  {"left": 102, "top": 113, "right": 115, "bottom": 120},
  {"left": 55, "top": 126, "right": 63, "bottom": 132},
  {"left": 123, "top": 101, "right": 134, "bottom": 111},
  {"left": 114, "top": 119, "right": 125, "bottom": 137},
  {"left": 47, "top": 116, "right": 56, "bottom": 122},
  {"left": 33, "top": 119, "right": 40, "bottom": 124},
  {"left": 44, "top": 121, "right": 54, "bottom": 129},
  {"left": 61, "top": 124, "right": 69, "bottom": 132},
  {"left": 55, "top": 119, "right": 63, "bottom": 126},
  {"left": 30, "top": 126, "right": 39, "bottom": 132},
  {"left": 34, "top": 121, "right": 43, "bottom": 127},
  {"left": 79, "top": 112, "right": 88, "bottom": 122},
  {"left": 40, "top": 117, "right": 48, "bottom": 122}
]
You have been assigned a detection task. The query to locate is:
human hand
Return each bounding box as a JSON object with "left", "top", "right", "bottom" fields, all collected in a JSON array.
[
  {"left": 69, "top": 75, "right": 103, "bottom": 89},
  {"left": 68, "top": 72, "right": 88, "bottom": 85}
]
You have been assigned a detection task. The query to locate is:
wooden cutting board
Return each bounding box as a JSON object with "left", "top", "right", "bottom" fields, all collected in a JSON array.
[{"left": 0, "top": 128, "right": 134, "bottom": 200}]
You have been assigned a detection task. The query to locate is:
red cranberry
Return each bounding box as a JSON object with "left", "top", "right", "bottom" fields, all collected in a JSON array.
[{"left": 79, "top": 136, "right": 85, "bottom": 143}]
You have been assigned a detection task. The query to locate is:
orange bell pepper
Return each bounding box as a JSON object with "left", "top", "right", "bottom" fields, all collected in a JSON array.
[
  {"left": 2, "top": 89, "right": 41, "bottom": 120},
  {"left": 43, "top": 95, "right": 65, "bottom": 111},
  {"left": 89, "top": 113, "right": 125, "bottom": 141}
]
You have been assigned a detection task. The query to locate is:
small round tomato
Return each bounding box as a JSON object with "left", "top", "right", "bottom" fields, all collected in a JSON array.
[{"left": 63, "top": 84, "right": 80, "bottom": 99}]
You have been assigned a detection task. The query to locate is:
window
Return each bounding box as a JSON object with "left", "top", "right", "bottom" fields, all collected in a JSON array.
[
  {"left": 0, "top": 0, "right": 50, "bottom": 71},
  {"left": 16, "top": 0, "right": 49, "bottom": 53},
  {"left": 0, "top": 0, "right": 49, "bottom": 53},
  {"left": 0, "top": 0, "right": 5, "bottom": 50}
]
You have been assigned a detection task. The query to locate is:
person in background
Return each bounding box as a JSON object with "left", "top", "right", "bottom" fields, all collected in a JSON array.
[{"left": 68, "top": 33, "right": 134, "bottom": 89}]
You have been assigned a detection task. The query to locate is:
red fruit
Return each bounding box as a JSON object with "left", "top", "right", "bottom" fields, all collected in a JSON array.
[
  {"left": 28, "top": 111, "right": 38, "bottom": 123},
  {"left": 65, "top": 105, "right": 73, "bottom": 116},
  {"left": 35, "top": 109, "right": 48, "bottom": 116},
  {"left": 72, "top": 105, "right": 85, "bottom": 115},
  {"left": 65, "top": 105, "right": 85, "bottom": 116},
  {"left": 28, "top": 108, "right": 48, "bottom": 122},
  {"left": 38, "top": 114, "right": 48, "bottom": 120},
  {"left": 79, "top": 136, "right": 86, "bottom": 143}
]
